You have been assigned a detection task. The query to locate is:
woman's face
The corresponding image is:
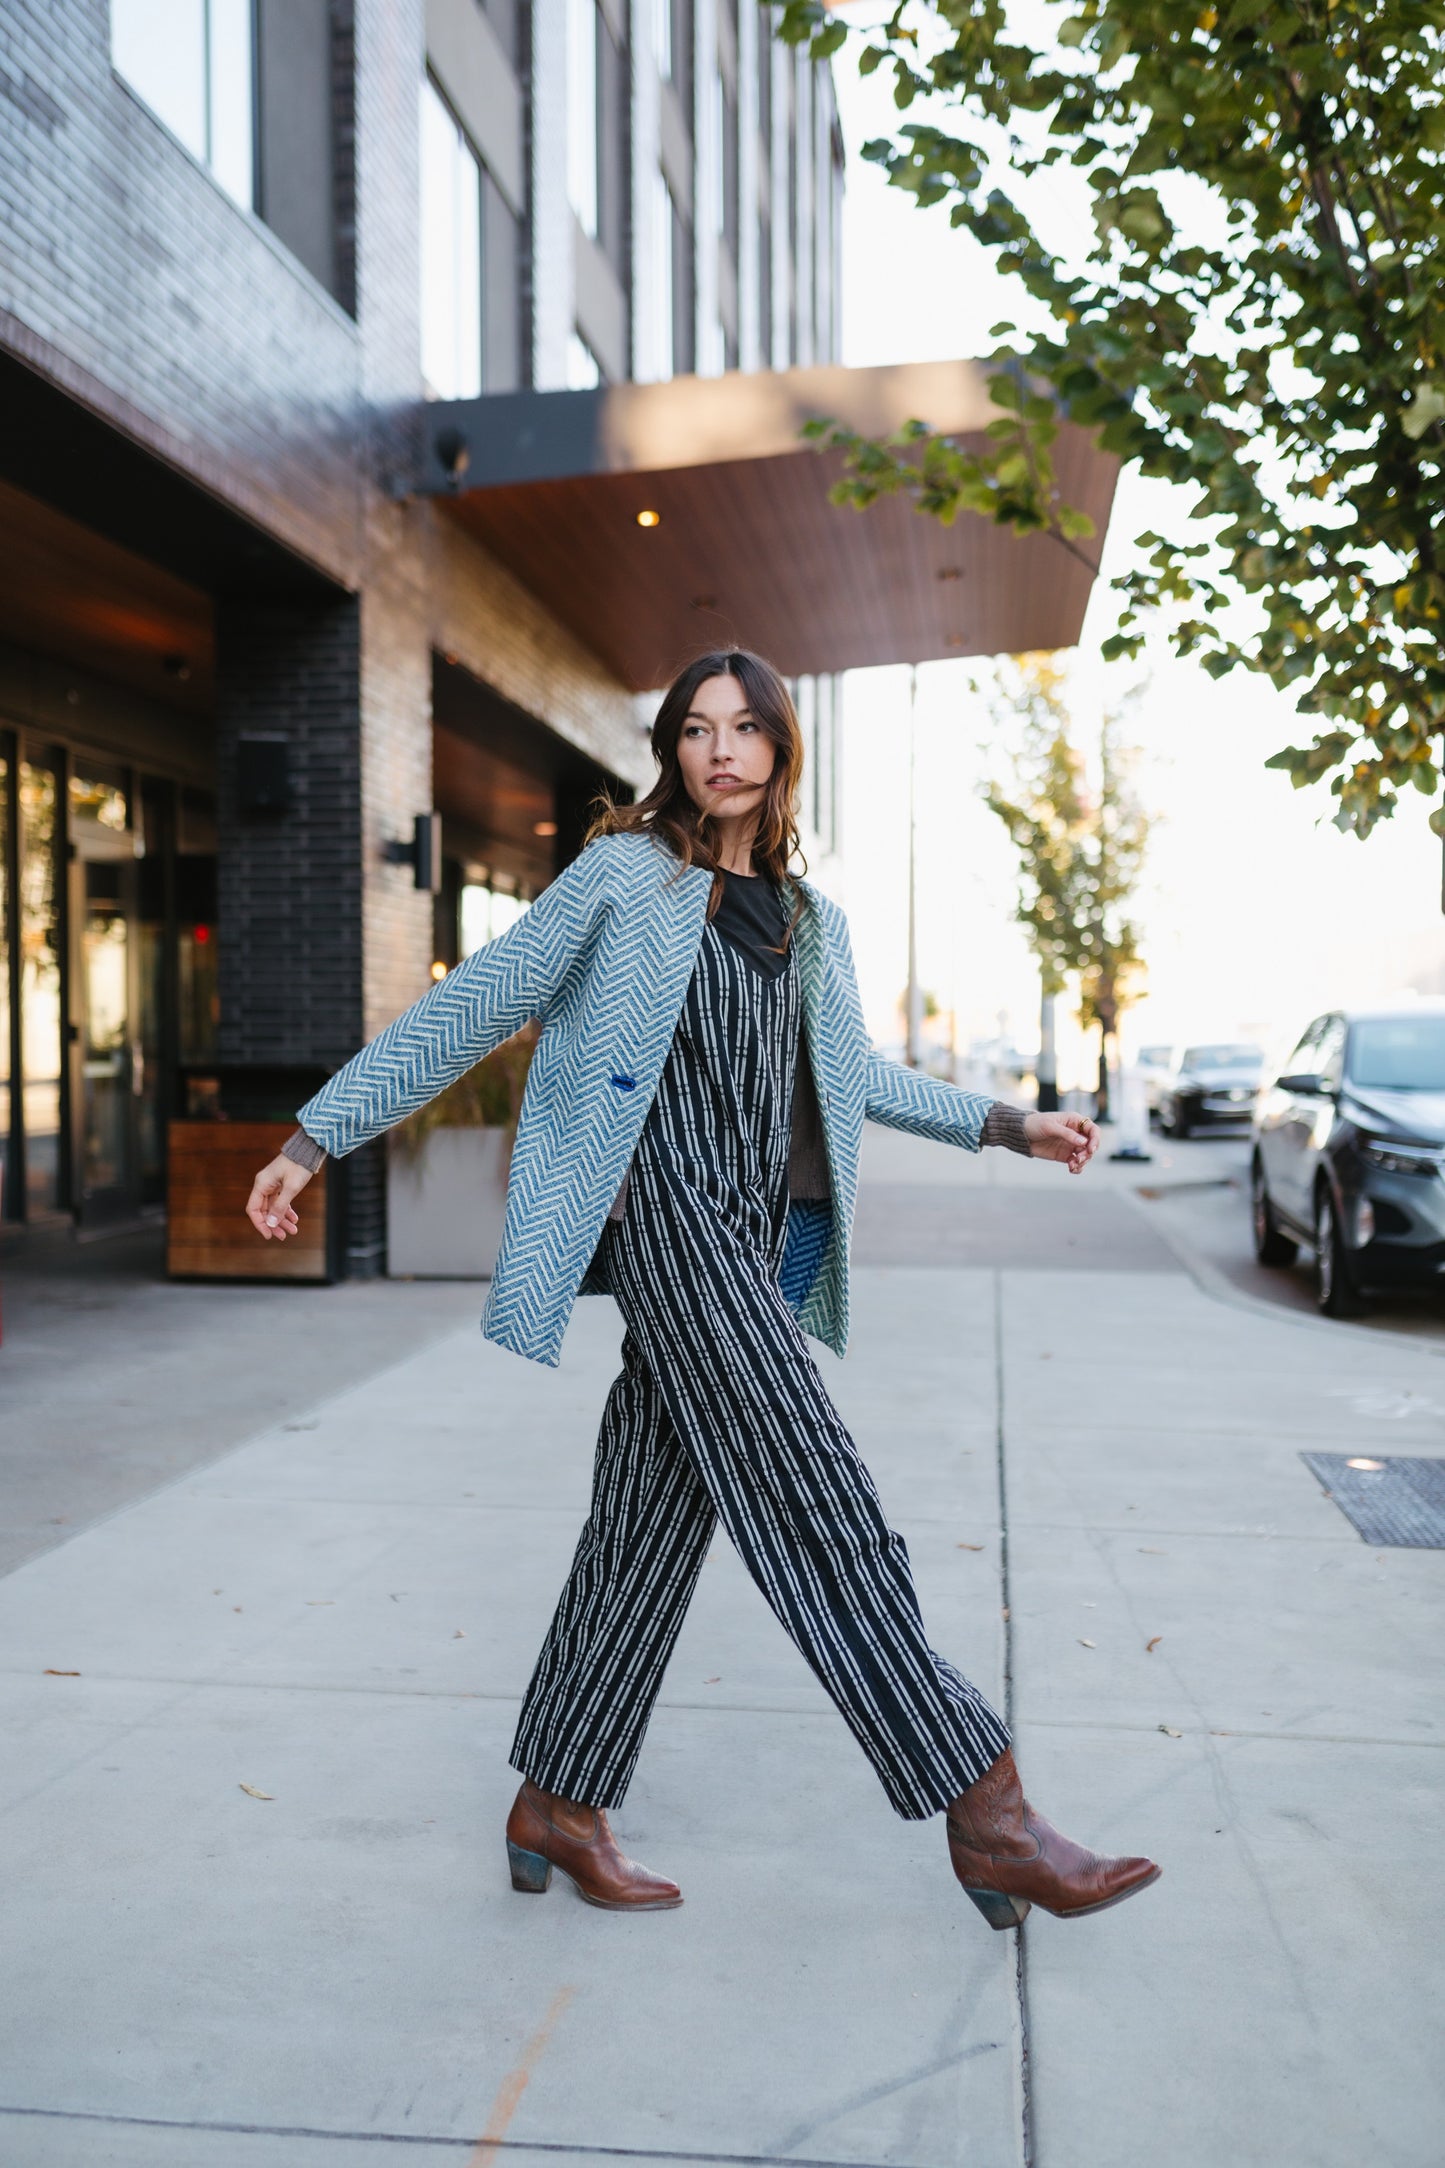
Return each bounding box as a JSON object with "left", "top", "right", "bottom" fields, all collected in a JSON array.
[{"left": 675, "top": 671, "right": 777, "bottom": 829}]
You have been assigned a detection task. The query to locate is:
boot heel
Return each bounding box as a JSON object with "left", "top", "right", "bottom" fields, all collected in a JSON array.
[
  {"left": 507, "top": 1839, "right": 553, "bottom": 1894},
  {"left": 964, "top": 1886, "right": 1030, "bottom": 1931}
]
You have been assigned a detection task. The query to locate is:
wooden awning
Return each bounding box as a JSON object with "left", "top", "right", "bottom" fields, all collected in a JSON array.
[{"left": 417, "top": 360, "right": 1118, "bottom": 690}]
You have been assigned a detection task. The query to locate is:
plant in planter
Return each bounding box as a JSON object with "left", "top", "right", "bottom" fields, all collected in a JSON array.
[{"left": 387, "top": 1025, "right": 539, "bottom": 1279}]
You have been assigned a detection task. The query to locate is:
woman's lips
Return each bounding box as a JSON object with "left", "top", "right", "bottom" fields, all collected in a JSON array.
[{"left": 708, "top": 774, "right": 749, "bottom": 790}]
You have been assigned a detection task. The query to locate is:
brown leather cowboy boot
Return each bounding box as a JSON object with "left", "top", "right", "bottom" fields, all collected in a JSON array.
[
  {"left": 946, "top": 1750, "right": 1160, "bottom": 1929},
  {"left": 505, "top": 1780, "right": 683, "bottom": 1910}
]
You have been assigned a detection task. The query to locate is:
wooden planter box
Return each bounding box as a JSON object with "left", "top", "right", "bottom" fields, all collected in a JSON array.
[
  {"left": 168, "top": 1121, "right": 331, "bottom": 1281},
  {"left": 387, "top": 1127, "right": 510, "bottom": 1279}
]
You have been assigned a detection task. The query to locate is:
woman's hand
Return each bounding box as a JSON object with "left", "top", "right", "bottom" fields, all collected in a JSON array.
[
  {"left": 1023, "top": 1112, "right": 1100, "bottom": 1174},
  {"left": 245, "top": 1154, "right": 315, "bottom": 1241}
]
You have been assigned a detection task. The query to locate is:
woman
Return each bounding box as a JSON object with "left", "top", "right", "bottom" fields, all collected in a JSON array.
[{"left": 246, "top": 650, "right": 1158, "bottom": 1931}]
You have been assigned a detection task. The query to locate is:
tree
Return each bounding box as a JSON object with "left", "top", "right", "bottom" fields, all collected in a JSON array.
[
  {"left": 981, "top": 656, "right": 1149, "bottom": 1118},
  {"left": 782, "top": 1, "right": 1445, "bottom": 840}
]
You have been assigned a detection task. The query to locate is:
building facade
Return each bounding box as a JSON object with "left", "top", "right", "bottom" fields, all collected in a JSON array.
[{"left": 0, "top": 0, "right": 845, "bottom": 1264}]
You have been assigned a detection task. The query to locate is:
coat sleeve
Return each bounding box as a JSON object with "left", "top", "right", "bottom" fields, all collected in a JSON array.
[
  {"left": 294, "top": 841, "right": 611, "bottom": 1158},
  {"left": 864, "top": 1051, "right": 996, "bottom": 1152},
  {"left": 820, "top": 888, "right": 1000, "bottom": 1154}
]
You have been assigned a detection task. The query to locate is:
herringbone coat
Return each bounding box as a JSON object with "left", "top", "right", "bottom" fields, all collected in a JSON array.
[{"left": 297, "top": 833, "right": 994, "bottom": 1366}]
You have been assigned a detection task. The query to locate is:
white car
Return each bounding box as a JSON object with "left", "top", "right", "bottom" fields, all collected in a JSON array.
[{"left": 1134, "top": 1044, "right": 1176, "bottom": 1116}]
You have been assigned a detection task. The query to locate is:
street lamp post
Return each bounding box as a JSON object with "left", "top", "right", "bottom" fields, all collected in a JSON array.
[
  {"left": 1037, "top": 982, "right": 1059, "bottom": 1113},
  {"left": 905, "top": 666, "right": 922, "bottom": 1069}
]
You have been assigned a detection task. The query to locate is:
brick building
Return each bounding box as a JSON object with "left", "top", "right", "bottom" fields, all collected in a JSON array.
[{"left": 0, "top": 0, "right": 1113, "bottom": 1271}]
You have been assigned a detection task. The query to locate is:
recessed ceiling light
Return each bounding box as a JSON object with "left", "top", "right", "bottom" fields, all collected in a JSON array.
[
  {"left": 533, "top": 820, "right": 558, "bottom": 837},
  {"left": 636, "top": 508, "right": 661, "bottom": 528}
]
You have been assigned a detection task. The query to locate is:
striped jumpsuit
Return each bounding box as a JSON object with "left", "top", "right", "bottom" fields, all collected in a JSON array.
[{"left": 510, "top": 876, "right": 1010, "bottom": 1819}]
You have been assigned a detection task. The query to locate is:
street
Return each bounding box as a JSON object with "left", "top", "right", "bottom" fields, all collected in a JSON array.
[{"left": 2, "top": 1131, "right": 1442, "bottom": 2167}]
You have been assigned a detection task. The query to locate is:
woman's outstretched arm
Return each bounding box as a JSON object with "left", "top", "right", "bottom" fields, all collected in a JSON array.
[
  {"left": 864, "top": 1052, "right": 1099, "bottom": 1172},
  {"left": 244, "top": 841, "right": 613, "bottom": 1241}
]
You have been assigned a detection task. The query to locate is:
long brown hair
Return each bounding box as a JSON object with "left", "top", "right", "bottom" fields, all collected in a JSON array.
[{"left": 588, "top": 650, "right": 807, "bottom": 917}]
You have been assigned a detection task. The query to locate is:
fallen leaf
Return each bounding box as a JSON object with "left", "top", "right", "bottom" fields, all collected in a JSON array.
[
  {"left": 306, "top": 1600, "right": 334, "bottom": 1607},
  {"left": 1139, "top": 1547, "right": 1166, "bottom": 1555},
  {"left": 1001, "top": 1606, "right": 1010, "bottom": 1621},
  {"left": 1078, "top": 1638, "right": 1096, "bottom": 1649},
  {"left": 704, "top": 1676, "right": 721, "bottom": 1684},
  {"left": 239, "top": 1783, "right": 273, "bottom": 1800},
  {"left": 1145, "top": 1635, "right": 1162, "bottom": 1653},
  {"left": 232, "top": 1606, "right": 243, "bottom": 1614},
  {"left": 1158, "top": 1725, "right": 1182, "bottom": 1738},
  {"left": 43, "top": 1668, "right": 80, "bottom": 1677},
  {"left": 956, "top": 1542, "right": 985, "bottom": 1551},
  {"left": 452, "top": 1629, "right": 466, "bottom": 1639}
]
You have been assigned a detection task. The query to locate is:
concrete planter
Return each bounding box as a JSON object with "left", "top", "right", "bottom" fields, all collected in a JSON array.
[{"left": 386, "top": 1127, "right": 511, "bottom": 1279}]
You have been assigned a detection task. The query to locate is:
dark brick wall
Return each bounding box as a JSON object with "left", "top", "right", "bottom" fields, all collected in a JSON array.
[
  {"left": 215, "top": 594, "right": 365, "bottom": 1071},
  {"left": 214, "top": 591, "right": 387, "bottom": 1274}
]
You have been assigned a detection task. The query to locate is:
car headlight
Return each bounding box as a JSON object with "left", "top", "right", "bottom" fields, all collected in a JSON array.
[{"left": 1360, "top": 1140, "right": 1443, "bottom": 1176}]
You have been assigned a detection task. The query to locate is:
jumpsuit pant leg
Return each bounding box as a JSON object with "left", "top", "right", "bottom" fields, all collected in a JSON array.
[
  {"left": 510, "top": 1330, "right": 717, "bottom": 1809},
  {"left": 513, "top": 1218, "right": 1010, "bottom": 1820}
]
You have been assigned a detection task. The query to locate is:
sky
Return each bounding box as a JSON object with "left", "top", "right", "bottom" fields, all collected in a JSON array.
[{"left": 828, "top": 39, "right": 1445, "bottom": 1085}]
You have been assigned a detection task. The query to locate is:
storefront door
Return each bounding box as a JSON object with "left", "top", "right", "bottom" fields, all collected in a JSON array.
[{"left": 69, "top": 763, "right": 145, "bottom": 1227}]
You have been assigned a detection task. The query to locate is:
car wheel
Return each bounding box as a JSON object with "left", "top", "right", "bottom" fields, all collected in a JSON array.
[
  {"left": 1252, "top": 1160, "right": 1298, "bottom": 1266},
  {"left": 1315, "top": 1186, "right": 1363, "bottom": 1318}
]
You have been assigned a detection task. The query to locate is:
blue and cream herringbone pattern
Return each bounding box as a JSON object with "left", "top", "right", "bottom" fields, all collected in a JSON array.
[{"left": 297, "top": 832, "right": 997, "bottom": 1367}]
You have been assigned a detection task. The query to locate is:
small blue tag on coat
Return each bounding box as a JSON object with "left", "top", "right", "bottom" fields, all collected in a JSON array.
[{"left": 609, "top": 1073, "right": 636, "bottom": 1090}]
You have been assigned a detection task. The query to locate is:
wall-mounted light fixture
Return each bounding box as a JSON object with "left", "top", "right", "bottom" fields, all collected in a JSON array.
[
  {"left": 635, "top": 508, "right": 660, "bottom": 528},
  {"left": 435, "top": 428, "right": 471, "bottom": 490},
  {"left": 385, "top": 811, "right": 443, "bottom": 892}
]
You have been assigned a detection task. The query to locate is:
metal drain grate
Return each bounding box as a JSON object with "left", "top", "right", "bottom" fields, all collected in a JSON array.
[{"left": 1302, "top": 1453, "right": 1445, "bottom": 1548}]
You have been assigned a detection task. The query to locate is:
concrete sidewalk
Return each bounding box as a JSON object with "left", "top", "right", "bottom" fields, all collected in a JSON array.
[{"left": 2, "top": 1133, "right": 1442, "bottom": 2166}]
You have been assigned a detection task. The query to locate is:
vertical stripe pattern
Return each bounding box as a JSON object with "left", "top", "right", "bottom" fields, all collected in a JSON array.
[{"left": 511, "top": 924, "right": 1010, "bottom": 1820}]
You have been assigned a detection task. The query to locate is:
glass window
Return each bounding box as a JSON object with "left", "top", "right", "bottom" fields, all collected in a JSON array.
[
  {"left": 1180, "top": 1044, "right": 1264, "bottom": 1071},
  {"left": 567, "top": 333, "right": 602, "bottom": 388},
  {"left": 651, "top": 168, "right": 675, "bottom": 379},
  {"left": 0, "top": 744, "right": 9, "bottom": 1191},
  {"left": 716, "top": 73, "right": 738, "bottom": 250},
  {"left": 568, "top": 0, "right": 600, "bottom": 238},
  {"left": 460, "top": 884, "right": 528, "bottom": 958},
  {"left": 1348, "top": 1015, "right": 1445, "bottom": 1091},
  {"left": 482, "top": 174, "right": 523, "bottom": 392},
  {"left": 111, "top": 0, "right": 255, "bottom": 211},
  {"left": 1286, "top": 1019, "right": 1325, "bottom": 1072},
  {"left": 19, "top": 759, "right": 62, "bottom": 1217},
  {"left": 420, "top": 75, "right": 483, "bottom": 400},
  {"left": 654, "top": 0, "right": 673, "bottom": 76}
]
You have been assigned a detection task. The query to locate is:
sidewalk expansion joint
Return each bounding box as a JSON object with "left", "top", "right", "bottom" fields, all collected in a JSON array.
[
  {"left": 993, "top": 1268, "right": 1035, "bottom": 2168},
  {"left": 0, "top": 2104, "right": 949, "bottom": 2168}
]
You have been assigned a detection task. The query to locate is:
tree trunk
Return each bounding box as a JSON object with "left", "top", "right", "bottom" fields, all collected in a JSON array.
[{"left": 1095, "top": 1027, "right": 1111, "bottom": 1123}]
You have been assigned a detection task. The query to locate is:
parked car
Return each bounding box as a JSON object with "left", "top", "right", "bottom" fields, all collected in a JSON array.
[
  {"left": 1135, "top": 1043, "right": 1176, "bottom": 1115},
  {"left": 1251, "top": 1002, "right": 1445, "bottom": 1316},
  {"left": 1158, "top": 1043, "right": 1265, "bottom": 1137}
]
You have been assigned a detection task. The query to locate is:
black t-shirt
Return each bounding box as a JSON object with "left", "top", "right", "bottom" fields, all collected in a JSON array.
[{"left": 712, "top": 868, "right": 792, "bottom": 979}]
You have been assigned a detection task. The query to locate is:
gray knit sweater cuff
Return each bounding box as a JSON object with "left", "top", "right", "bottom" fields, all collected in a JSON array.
[
  {"left": 282, "top": 1128, "right": 328, "bottom": 1173},
  {"left": 981, "top": 1102, "right": 1032, "bottom": 1157}
]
